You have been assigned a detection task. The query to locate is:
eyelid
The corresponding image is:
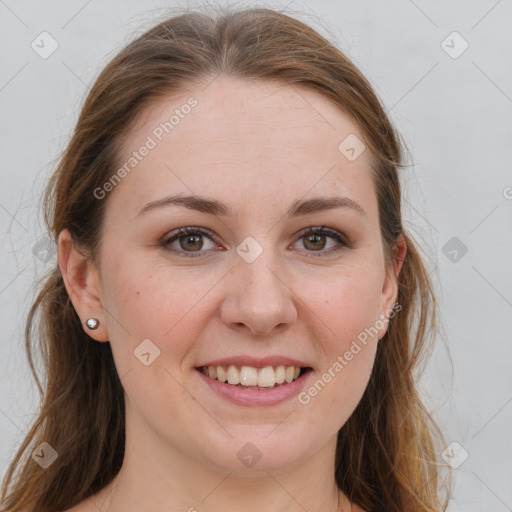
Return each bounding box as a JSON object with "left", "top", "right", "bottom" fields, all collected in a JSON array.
[
  {"left": 294, "top": 225, "right": 351, "bottom": 246},
  {"left": 161, "top": 226, "right": 218, "bottom": 245}
]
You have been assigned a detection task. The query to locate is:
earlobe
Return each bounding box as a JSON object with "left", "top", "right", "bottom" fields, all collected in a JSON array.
[{"left": 57, "top": 229, "right": 109, "bottom": 342}]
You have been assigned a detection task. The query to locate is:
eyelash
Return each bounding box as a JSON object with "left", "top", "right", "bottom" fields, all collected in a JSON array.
[{"left": 160, "top": 226, "right": 351, "bottom": 259}]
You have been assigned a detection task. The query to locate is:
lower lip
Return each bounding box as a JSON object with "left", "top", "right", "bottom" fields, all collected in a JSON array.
[{"left": 195, "top": 368, "right": 313, "bottom": 406}]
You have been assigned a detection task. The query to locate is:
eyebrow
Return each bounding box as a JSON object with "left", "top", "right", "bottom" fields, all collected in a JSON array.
[{"left": 138, "top": 194, "right": 367, "bottom": 218}]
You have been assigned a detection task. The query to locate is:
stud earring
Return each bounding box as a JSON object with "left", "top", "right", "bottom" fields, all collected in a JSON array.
[{"left": 85, "top": 318, "right": 99, "bottom": 330}]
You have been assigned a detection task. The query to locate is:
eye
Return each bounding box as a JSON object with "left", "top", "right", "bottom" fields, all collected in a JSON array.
[
  {"left": 161, "top": 227, "right": 219, "bottom": 258},
  {"left": 291, "top": 226, "right": 350, "bottom": 257}
]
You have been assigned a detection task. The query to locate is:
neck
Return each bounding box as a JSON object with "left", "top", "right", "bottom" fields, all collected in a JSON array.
[{"left": 88, "top": 404, "right": 351, "bottom": 511}]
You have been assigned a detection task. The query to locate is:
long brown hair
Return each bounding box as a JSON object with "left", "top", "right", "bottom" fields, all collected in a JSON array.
[{"left": 1, "top": 6, "right": 449, "bottom": 511}]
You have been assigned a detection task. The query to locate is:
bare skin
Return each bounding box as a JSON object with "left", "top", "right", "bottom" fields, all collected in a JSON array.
[{"left": 59, "top": 76, "right": 404, "bottom": 512}]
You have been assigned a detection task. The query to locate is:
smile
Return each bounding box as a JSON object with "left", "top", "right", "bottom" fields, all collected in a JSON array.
[
  {"left": 197, "top": 364, "right": 310, "bottom": 390},
  {"left": 195, "top": 364, "right": 313, "bottom": 406}
]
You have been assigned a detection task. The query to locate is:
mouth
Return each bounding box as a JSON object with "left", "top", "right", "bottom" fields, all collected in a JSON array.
[{"left": 195, "top": 364, "right": 313, "bottom": 390}]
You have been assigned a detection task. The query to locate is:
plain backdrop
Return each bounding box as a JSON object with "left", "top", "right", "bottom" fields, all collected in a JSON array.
[{"left": 1, "top": 1, "right": 511, "bottom": 510}]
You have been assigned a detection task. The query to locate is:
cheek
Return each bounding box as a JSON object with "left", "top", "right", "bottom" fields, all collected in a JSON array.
[
  {"left": 99, "top": 253, "right": 223, "bottom": 367},
  {"left": 304, "top": 263, "right": 383, "bottom": 337},
  {"left": 298, "top": 267, "right": 382, "bottom": 409}
]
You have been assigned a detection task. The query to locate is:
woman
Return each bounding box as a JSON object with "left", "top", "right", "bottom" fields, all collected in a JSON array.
[{"left": 1, "top": 7, "right": 449, "bottom": 512}]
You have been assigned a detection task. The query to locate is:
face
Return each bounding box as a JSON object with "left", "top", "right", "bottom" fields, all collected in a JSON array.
[{"left": 63, "top": 76, "right": 400, "bottom": 475}]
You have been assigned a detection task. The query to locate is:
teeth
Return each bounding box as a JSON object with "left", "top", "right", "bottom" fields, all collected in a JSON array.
[
  {"left": 240, "top": 366, "right": 258, "bottom": 386},
  {"left": 217, "top": 366, "right": 227, "bottom": 383},
  {"left": 275, "top": 366, "right": 286, "bottom": 384},
  {"left": 257, "top": 366, "right": 275, "bottom": 387},
  {"left": 227, "top": 365, "right": 240, "bottom": 385},
  {"left": 200, "top": 364, "right": 306, "bottom": 389}
]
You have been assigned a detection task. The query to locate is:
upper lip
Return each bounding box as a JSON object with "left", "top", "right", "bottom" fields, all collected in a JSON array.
[{"left": 196, "top": 355, "right": 312, "bottom": 369}]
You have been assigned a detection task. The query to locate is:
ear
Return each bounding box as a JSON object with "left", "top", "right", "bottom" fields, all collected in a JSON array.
[
  {"left": 58, "top": 229, "right": 109, "bottom": 342},
  {"left": 378, "top": 234, "right": 407, "bottom": 338}
]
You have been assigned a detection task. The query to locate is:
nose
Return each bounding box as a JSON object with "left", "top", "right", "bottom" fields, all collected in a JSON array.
[{"left": 219, "top": 247, "right": 298, "bottom": 336}]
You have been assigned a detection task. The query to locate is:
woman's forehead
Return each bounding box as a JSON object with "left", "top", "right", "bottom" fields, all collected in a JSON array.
[
  {"left": 109, "top": 76, "right": 376, "bottom": 221},
  {"left": 125, "top": 76, "right": 364, "bottom": 154}
]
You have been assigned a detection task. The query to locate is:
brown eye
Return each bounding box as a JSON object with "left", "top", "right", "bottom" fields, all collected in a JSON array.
[
  {"left": 302, "top": 233, "right": 327, "bottom": 251},
  {"left": 161, "top": 227, "right": 218, "bottom": 258},
  {"left": 178, "top": 233, "right": 203, "bottom": 251},
  {"left": 292, "top": 226, "right": 350, "bottom": 258}
]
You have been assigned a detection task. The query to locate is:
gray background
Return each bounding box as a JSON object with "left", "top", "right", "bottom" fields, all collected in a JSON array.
[{"left": 1, "top": 1, "right": 511, "bottom": 510}]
